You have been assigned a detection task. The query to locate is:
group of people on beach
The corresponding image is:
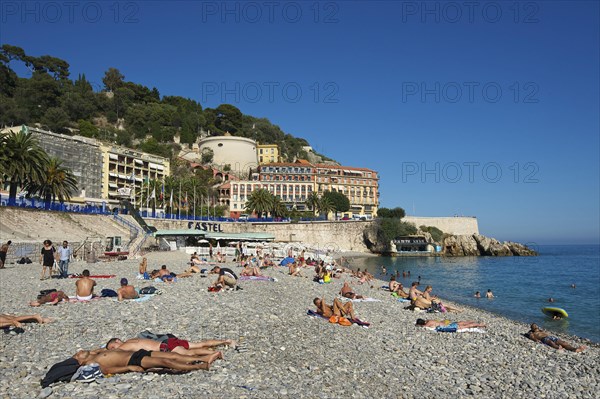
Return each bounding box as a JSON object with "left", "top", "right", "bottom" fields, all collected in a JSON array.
[{"left": 1, "top": 239, "right": 589, "bottom": 389}]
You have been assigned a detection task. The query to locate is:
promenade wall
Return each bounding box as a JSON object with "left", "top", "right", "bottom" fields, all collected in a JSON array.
[
  {"left": 403, "top": 216, "right": 479, "bottom": 235},
  {"left": 150, "top": 219, "right": 372, "bottom": 253}
]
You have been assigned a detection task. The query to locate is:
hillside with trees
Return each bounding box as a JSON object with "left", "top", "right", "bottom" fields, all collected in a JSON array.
[{"left": 0, "top": 45, "right": 331, "bottom": 170}]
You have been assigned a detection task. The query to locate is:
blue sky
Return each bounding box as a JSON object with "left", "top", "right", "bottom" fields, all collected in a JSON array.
[{"left": 2, "top": 1, "right": 599, "bottom": 245}]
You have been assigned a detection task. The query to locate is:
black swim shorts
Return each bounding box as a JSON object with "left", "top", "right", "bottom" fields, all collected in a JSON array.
[{"left": 127, "top": 349, "right": 151, "bottom": 367}]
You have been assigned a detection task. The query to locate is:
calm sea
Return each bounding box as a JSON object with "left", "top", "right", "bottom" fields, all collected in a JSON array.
[{"left": 348, "top": 245, "right": 600, "bottom": 343}]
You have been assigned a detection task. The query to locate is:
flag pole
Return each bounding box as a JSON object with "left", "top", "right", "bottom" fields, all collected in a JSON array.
[{"left": 178, "top": 181, "right": 182, "bottom": 220}]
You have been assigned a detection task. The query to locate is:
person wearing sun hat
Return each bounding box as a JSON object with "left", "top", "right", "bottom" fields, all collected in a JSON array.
[{"left": 117, "top": 277, "right": 139, "bottom": 301}]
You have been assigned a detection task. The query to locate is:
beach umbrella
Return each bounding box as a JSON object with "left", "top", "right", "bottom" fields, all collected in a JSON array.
[{"left": 198, "top": 239, "right": 209, "bottom": 244}]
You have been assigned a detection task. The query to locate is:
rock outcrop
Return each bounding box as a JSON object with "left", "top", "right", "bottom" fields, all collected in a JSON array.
[
  {"left": 442, "top": 234, "right": 537, "bottom": 256},
  {"left": 363, "top": 224, "right": 389, "bottom": 253}
]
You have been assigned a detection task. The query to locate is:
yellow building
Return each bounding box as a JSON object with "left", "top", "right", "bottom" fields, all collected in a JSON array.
[
  {"left": 100, "top": 144, "right": 170, "bottom": 202},
  {"left": 257, "top": 143, "right": 281, "bottom": 164},
  {"left": 314, "top": 164, "right": 379, "bottom": 219}
]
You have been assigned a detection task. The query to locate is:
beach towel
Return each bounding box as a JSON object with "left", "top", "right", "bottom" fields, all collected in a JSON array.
[
  {"left": 424, "top": 327, "right": 486, "bottom": 333},
  {"left": 306, "top": 310, "right": 370, "bottom": 328},
  {"left": 69, "top": 274, "right": 116, "bottom": 279},
  {"left": 67, "top": 296, "right": 104, "bottom": 303},
  {"left": 239, "top": 275, "right": 277, "bottom": 282},
  {"left": 339, "top": 297, "right": 381, "bottom": 303},
  {"left": 133, "top": 295, "right": 153, "bottom": 303}
]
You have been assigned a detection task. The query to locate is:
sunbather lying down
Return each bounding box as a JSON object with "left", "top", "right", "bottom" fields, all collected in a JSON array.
[
  {"left": 525, "top": 323, "right": 586, "bottom": 352},
  {"left": 29, "top": 291, "right": 69, "bottom": 307},
  {"left": 415, "top": 319, "right": 486, "bottom": 329},
  {"left": 313, "top": 297, "right": 357, "bottom": 320},
  {"left": 73, "top": 348, "right": 223, "bottom": 374},
  {"left": 106, "top": 336, "right": 236, "bottom": 357},
  {"left": 0, "top": 313, "right": 54, "bottom": 328}
]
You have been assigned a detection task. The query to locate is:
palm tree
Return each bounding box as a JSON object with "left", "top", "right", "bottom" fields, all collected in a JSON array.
[
  {"left": 25, "top": 157, "right": 78, "bottom": 209},
  {"left": 0, "top": 130, "right": 49, "bottom": 205},
  {"left": 245, "top": 188, "right": 274, "bottom": 218},
  {"left": 317, "top": 196, "right": 335, "bottom": 220},
  {"left": 271, "top": 196, "right": 288, "bottom": 218},
  {"left": 305, "top": 191, "right": 320, "bottom": 217}
]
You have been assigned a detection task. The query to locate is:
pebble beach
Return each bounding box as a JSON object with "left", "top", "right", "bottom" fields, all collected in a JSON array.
[{"left": 1, "top": 251, "right": 598, "bottom": 399}]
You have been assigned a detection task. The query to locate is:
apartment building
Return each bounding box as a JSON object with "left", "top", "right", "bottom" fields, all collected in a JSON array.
[
  {"left": 313, "top": 164, "right": 379, "bottom": 218},
  {"left": 100, "top": 145, "right": 170, "bottom": 202}
]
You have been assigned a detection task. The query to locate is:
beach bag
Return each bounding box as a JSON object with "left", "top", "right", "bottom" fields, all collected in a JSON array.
[
  {"left": 428, "top": 302, "right": 443, "bottom": 313},
  {"left": 139, "top": 286, "right": 158, "bottom": 295},
  {"left": 101, "top": 289, "right": 118, "bottom": 297},
  {"left": 41, "top": 358, "right": 80, "bottom": 388}
]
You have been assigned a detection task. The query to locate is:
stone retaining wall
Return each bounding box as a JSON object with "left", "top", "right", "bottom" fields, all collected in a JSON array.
[
  {"left": 404, "top": 216, "right": 479, "bottom": 235},
  {"left": 149, "top": 219, "right": 372, "bottom": 253}
]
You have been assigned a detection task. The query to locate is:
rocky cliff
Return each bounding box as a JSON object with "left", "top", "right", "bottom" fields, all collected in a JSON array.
[
  {"left": 363, "top": 221, "right": 537, "bottom": 256},
  {"left": 442, "top": 234, "right": 537, "bottom": 256}
]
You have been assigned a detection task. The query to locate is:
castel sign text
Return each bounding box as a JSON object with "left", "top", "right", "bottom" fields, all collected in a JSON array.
[{"left": 188, "top": 222, "right": 224, "bottom": 232}]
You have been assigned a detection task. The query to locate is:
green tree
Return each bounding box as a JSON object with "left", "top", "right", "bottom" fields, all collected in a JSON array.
[
  {"left": 77, "top": 119, "right": 98, "bottom": 138},
  {"left": 215, "top": 104, "right": 242, "bottom": 133},
  {"left": 201, "top": 148, "right": 214, "bottom": 164},
  {"left": 271, "top": 196, "right": 288, "bottom": 218},
  {"left": 102, "top": 67, "right": 125, "bottom": 92},
  {"left": 378, "top": 207, "right": 406, "bottom": 219},
  {"left": 0, "top": 129, "right": 49, "bottom": 205},
  {"left": 245, "top": 188, "right": 274, "bottom": 218},
  {"left": 322, "top": 190, "right": 350, "bottom": 218},
  {"left": 42, "top": 107, "right": 70, "bottom": 132},
  {"left": 317, "top": 196, "right": 335, "bottom": 220},
  {"left": 139, "top": 137, "right": 171, "bottom": 158},
  {"left": 15, "top": 71, "right": 62, "bottom": 120},
  {"left": 420, "top": 225, "right": 444, "bottom": 243},
  {"left": 378, "top": 218, "right": 417, "bottom": 242},
  {"left": 305, "top": 191, "right": 320, "bottom": 217},
  {"left": 24, "top": 157, "right": 78, "bottom": 209}
]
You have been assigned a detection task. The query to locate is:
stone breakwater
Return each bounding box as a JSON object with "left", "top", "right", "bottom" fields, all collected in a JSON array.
[{"left": 0, "top": 251, "right": 597, "bottom": 399}]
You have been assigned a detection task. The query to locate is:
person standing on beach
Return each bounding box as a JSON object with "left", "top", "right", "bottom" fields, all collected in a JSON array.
[
  {"left": 39, "top": 240, "right": 56, "bottom": 280},
  {"left": 56, "top": 241, "right": 72, "bottom": 278},
  {"left": 0, "top": 240, "right": 10, "bottom": 268},
  {"left": 526, "top": 324, "right": 586, "bottom": 352}
]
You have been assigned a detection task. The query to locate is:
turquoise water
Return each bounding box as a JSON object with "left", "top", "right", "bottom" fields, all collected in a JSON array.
[{"left": 348, "top": 245, "right": 600, "bottom": 342}]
